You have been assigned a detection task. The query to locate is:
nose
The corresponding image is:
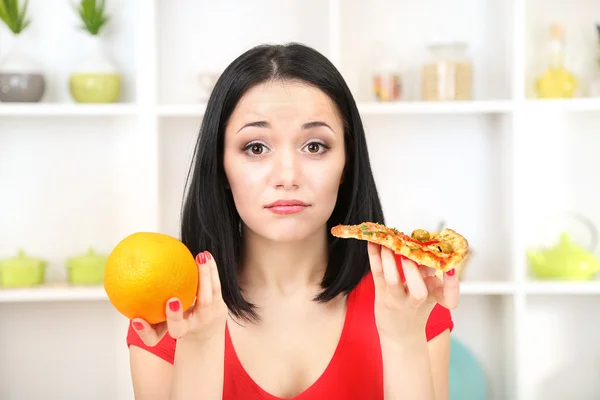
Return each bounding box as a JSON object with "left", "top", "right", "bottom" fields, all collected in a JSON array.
[{"left": 272, "top": 150, "right": 301, "bottom": 189}]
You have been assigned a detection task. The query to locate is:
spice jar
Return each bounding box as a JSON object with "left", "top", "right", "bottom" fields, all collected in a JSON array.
[
  {"left": 372, "top": 61, "right": 402, "bottom": 101},
  {"left": 421, "top": 42, "right": 473, "bottom": 101}
]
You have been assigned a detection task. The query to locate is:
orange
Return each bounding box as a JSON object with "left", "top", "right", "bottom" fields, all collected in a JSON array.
[{"left": 103, "top": 232, "right": 199, "bottom": 324}]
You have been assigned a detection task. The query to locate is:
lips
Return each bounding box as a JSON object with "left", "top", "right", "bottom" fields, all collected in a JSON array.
[
  {"left": 265, "top": 199, "right": 309, "bottom": 208},
  {"left": 264, "top": 199, "right": 309, "bottom": 215}
]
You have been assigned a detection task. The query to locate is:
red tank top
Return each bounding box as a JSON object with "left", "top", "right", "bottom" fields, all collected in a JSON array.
[{"left": 126, "top": 271, "right": 454, "bottom": 399}]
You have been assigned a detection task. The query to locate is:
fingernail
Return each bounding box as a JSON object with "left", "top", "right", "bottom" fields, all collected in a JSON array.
[
  {"left": 169, "top": 300, "right": 180, "bottom": 312},
  {"left": 196, "top": 252, "right": 206, "bottom": 264},
  {"left": 446, "top": 268, "right": 456, "bottom": 276},
  {"left": 133, "top": 321, "right": 143, "bottom": 330},
  {"left": 205, "top": 251, "right": 212, "bottom": 261}
]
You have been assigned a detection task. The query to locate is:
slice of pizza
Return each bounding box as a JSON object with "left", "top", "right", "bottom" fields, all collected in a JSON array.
[{"left": 330, "top": 222, "right": 469, "bottom": 272}]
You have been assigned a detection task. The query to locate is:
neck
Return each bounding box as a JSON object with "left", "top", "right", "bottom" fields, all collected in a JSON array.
[{"left": 238, "top": 225, "right": 329, "bottom": 298}]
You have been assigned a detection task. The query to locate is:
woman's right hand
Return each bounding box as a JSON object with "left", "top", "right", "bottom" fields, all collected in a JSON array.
[{"left": 131, "top": 251, "right": 228, "bottom": 346}]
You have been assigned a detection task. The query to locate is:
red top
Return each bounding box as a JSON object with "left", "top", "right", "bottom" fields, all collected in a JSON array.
[{"left": 127, "top": 271, "right": 454, "bottom": 399}]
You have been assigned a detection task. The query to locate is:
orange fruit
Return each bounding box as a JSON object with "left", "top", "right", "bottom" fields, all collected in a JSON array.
[{"left": 103, "top": 232, "right": 199, "bottom": 324}]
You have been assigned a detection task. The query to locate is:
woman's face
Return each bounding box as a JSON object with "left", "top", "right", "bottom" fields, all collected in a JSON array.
[{"left": 223, "top": 80, "right": 346, "bottom": 243}]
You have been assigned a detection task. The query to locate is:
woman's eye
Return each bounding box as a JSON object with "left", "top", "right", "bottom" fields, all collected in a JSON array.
[
  {"left": 243, "top": 142, "right": 269, "bottom": 156},
  {"left": 304, "top": 142, "right": 329, "bottom": 154}
]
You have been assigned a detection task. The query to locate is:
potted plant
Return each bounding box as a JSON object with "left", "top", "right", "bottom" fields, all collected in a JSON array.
[
  {"left": 69, "top": 0, "right": 121, "bottom": 103},
  {"left": 0, "top": 0, "right": 46, "bottom": 102}
]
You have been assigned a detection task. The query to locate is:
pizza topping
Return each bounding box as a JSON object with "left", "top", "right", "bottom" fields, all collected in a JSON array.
[
  {"left": 437, "top": 242, "right": 453, "bottom": 254},
  {"left": 411, "top": 229, "right": 430, "bottom": 242}
]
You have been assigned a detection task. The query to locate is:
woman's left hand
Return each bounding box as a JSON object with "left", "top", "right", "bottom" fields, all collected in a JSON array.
[{"left": 367, "top": 242, "right": 460, "bottom": 345}]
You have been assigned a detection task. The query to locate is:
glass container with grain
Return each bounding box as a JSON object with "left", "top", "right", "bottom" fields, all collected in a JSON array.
[{"left": 421, "top": 42, "right": 473, "bottom": 101}]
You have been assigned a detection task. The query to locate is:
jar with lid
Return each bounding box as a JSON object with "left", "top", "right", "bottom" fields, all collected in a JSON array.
[
  {"left": 372, "top": 60, "right": 402, "bottom": 102},
  {"left": 421, "top": 42, "right": 473, "bottom": 101}
]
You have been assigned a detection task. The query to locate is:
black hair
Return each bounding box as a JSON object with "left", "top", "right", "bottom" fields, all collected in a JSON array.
[{"left": 180, "top": 42, "right": 384, "bottom": 322}]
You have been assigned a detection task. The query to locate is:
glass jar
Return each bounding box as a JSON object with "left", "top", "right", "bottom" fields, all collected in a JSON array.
[
  {"left": 421, "top": 42, "right": 473, "bottom": 101},
  {"left": 372, "top": 61, "right": 402, "bottom": 102}
]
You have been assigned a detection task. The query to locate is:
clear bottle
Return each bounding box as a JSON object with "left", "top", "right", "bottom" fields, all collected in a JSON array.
[
  {"left": 535, "top": 23, "right": 578, "bottom": 99},
  {"left": 421, "top": 42, "right": 473, "bottom": 101}
]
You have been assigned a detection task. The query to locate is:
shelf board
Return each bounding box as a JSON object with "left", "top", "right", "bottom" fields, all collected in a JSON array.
[
  {"left": 157, "top": 103, "right": 207, "bottom": 117},
  {"left": 525, "top": 281, "right": 600, "bottom": 295},
  {"left": 357, "top": 100, "right": 513, "bottom": 115},
  {"left": 156, "top": 100, "right": 513, "bottom": 118},
  {"left": 0, "top": 284, "right": 107, "bottom": 303},
  {"left": 460, "top": 281, "right": 516, "bottom": 295},
  {"left": 521, "top": 98, "right": 600, "bottom": 111},
  {"left": 0, "top": 103, "right": 139, "bottom": 117},
  {"left": 0, "top": 280, "right": 515, "bottom": 303}
]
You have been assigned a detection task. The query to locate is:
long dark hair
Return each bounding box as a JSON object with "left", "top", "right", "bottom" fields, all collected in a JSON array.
[{"left": 180, "top": 43, "right": 384, "bottom": 322}]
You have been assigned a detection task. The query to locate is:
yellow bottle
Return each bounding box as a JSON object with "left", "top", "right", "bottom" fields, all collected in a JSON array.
[{"left": 535, "top": 23, "right": 578, "bottom": 99}]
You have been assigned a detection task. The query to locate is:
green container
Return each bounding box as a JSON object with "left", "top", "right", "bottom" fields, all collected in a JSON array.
[
  {"left": 0, "top": 249, "right": 47, "bottom": 288},
  {"left": 66, "top": 247, "right": 107, "bottom": 285},
  {"left": 69, "top": 73, "right": 121, "bottom": 103}
]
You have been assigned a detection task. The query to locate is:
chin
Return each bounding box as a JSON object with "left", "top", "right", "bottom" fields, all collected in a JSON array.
[{"left": 244, "top": 214, "right": 327, "bottom": 243}]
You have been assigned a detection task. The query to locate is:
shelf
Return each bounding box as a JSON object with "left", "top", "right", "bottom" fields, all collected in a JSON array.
[
  {"left": 5, "top": 99, "right": 600, "bottom": 118},
  {"left": 0, "top": 284, "right": 107, "bottom": 303},
  {"left": 358, "top": 100, "right": 513, "bottom": 115},
  {"left": 521, "top": 98, "right": 600, "bottom": 111},
  {"left": 0, "top": 103, "right": 139, "bottom": 117},
  {"left": 525, "top": 281, "right": 600, "bottom": 295},
  {"left": 0, "top": 280, "right": 517, "bottom": 304},
  {"left": 156, "top": 100, "right": 513, "bottom": 118},
  {"left": 461, "top": 281, "right": 516, "bottom": 295}
]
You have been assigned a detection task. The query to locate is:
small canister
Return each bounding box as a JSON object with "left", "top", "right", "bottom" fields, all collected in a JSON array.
[{"left": 372, "top": 61, "right": 402, "bottom": 102}]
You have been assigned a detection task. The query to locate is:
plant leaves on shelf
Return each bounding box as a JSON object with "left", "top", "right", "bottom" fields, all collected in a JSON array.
[
  {"left": 72, "top": 0, "right": 109, "bottom": 35},
  {"left": 0, "top": 0, "right": 31, "bottom": 34}
]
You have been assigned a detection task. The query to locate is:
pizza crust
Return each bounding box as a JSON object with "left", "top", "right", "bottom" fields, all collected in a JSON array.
[{"left": 331, "top": 222, "right": 469, "bottom": 272}]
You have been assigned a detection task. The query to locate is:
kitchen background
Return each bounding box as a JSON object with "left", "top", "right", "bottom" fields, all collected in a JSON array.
[{"left": 1, "top": 0, "right": 600, "bottom": 399}]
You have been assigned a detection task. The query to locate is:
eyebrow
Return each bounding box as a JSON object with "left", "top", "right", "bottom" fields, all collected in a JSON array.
[{"left": 236, "top": 120, "right": 335, "bottom": 134}]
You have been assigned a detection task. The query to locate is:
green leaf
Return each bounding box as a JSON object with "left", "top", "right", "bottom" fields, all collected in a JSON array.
[
  {"left": 0, "top": 0, "right": 31, "bottom": 34},
  {"left": 73, "top": 0, "right": 109, "bottom": 35}
]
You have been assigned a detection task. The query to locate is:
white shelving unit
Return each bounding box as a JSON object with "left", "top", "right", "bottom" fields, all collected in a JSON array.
[{"left": 1, "top": 0, "right": 599, "bottom": 399}]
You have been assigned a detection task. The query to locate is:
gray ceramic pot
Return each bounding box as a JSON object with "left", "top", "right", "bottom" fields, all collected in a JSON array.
[
  {"left": 0, "top": 72, "right": 45, "bottom": 102},
  {"left": 0, "top": 39, "right": 46, "bottom": 103}
]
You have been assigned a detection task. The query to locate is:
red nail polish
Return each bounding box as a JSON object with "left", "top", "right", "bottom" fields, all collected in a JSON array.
[
  {"left": 169, "top": 300, "right": 180, "bottom": 312},
  {"left": 205, "top": 251, "right": 212, "bottom": 261},
  {"left": 196, "top": 252, "right": 206, "bottom": 264},
  {"left": 133, "top": 321, "right": 143, "bottom": 330},
  {"left": 447, "top": 268, "right": 456, "bottom": 276}
]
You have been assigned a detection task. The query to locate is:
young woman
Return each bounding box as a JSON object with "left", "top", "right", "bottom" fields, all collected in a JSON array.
[{"left": 127, "top": 43, "right": 460, "bottom": 400}]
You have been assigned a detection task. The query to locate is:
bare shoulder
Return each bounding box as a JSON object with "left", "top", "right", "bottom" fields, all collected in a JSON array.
[{"left": 129, "top": 345, "right": 174, "bottom": 400}]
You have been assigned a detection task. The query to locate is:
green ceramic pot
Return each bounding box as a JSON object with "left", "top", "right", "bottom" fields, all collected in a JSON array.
[
  {"left": 0, "top": 249, "right": 47, "bottom": 287},
  {"left": 69, "top": 35, "right": 122, "bottom": 103},
  {"left": 69, "top": 73, "right": 121, "bottom": 103},
  {"left": 66, "top": 247, "right": 107, "bottom": 285}
]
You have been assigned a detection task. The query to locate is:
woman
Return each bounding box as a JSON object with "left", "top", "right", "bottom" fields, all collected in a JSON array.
[{"left": 127, "top": 43, "right": 459, "bottom": 400}]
